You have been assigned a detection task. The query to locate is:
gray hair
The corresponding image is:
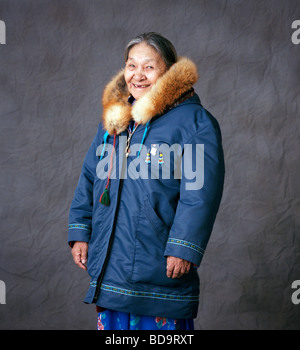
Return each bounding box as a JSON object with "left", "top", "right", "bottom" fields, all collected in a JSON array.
[{"left": 124, "top": 32, "right": 177, "bottom": 69}]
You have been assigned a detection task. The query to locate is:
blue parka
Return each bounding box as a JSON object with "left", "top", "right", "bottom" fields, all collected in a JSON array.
[{"left": 68, "top": 57, "right": 225, "bottom": 319}]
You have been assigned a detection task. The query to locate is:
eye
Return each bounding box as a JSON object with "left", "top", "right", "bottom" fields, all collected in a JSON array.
[{"left": 146, "top": 66, "right": 154, "bottom": 69}]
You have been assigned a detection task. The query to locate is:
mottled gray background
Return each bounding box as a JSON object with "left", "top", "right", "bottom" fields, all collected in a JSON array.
[{"left": 0, "top": 0, "right": 299, "bottom": 330}]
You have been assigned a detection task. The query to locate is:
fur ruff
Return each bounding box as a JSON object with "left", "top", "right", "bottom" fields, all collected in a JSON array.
[{"left": 102, "top": 57, "right": 198, "bottom": 135}]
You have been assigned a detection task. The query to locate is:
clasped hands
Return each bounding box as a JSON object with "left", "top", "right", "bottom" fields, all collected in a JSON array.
[{"left": 71, "top": 241, "right": 191, "bottom": 279}]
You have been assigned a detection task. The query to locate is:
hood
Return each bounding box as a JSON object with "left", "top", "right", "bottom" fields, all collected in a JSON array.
[{"left": 101, "top": 57, "right": 199, "bottom": 135}]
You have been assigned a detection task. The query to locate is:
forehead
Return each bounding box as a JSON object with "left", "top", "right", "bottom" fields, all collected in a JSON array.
[{"left": 127, "top": 42, "right": 162, "bottom": 62}]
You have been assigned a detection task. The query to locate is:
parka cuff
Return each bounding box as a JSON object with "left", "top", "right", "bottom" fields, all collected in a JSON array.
[
  {"left": 164, "top": 237, "right": 205, "bottom": 267},
  {"left": 68, "top": 224, "right": 92, "bottom": 245}
]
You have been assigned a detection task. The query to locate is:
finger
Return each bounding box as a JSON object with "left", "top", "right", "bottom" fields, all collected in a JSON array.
[
  {"left": 171, "top": 261, "right": 191, "bottom": 278},
  {"left": 72, "top": 251, "right": 81, "bottom": 264},
  {"left": 166, "top": 258, "right": 175, "bottom": 278},
  {"left": 182, "top": 261, "right": 191, "bottom": 275},
  {"left": 184, "top": 262, "right": 191, "bottom": 274},
  {"left": 80, "top": 248, "right": 88, "bottom": 270},
  {"left": 171, "top": 265, "right": 182, "bottom": 279},
  {"left": 81, "top": 247, "right": 88, "bottom": 265},
  {"left": 166, "top": 263, "right": 174, "bottom": 278},
  {"left": 76, "top": 257, "right": 87, "bottom": 271},
  {"left": 72, "top": 249, "right": 87, "bottom": 271}
]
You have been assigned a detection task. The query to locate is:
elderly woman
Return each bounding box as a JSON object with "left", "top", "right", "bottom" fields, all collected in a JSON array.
[{"left": 68, "top": 32, "right": 224, "bottom": 330}]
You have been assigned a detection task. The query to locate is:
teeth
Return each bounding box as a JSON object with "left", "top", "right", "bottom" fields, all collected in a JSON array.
[{"left": 133, "top": 84, "right": 149, "bottom": 88}]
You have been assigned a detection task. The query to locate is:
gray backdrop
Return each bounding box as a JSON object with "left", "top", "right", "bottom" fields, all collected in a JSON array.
[{"left": 0, "top": 0, "right": 299, "bottom": 330}]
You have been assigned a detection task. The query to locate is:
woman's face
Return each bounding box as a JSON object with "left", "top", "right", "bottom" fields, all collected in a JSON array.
[{"left": 124, "top": 42, "right": 167, "bottom": 100}]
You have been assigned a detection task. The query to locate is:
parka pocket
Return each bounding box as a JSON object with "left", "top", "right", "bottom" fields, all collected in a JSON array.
[{"left": 131, "top": 195, "right": 191, "bottom": 288}]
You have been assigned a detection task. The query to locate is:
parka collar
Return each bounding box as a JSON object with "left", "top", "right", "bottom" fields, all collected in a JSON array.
[{"left": 101, "top": 57, "right": 199, "bottom": 135}]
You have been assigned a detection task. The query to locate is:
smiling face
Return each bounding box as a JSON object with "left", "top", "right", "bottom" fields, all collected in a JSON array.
[{"left": 124, "top": 42, "right": 167, "bottom": 100}]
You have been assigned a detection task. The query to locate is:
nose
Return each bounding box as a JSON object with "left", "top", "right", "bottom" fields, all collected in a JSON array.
[{"left": 134, "top": 68, "right": 145, "bottom": 81}]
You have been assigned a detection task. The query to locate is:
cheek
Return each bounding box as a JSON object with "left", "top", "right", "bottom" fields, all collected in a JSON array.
[
  {"left": 124, "top": 71, "right": 133, "bottom": 85},
  {"left": 148, "top": 71, "right": 163, "bottom": 85}
]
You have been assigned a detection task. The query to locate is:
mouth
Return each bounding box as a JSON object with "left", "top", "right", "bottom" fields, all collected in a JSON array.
[{"left": 132, "top": 83, "right": 150, "bottom": 89}]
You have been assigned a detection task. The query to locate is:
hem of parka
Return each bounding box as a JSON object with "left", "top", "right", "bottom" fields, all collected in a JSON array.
[{"left": 83, "top": 282, "right": 199, "bottom": 319}]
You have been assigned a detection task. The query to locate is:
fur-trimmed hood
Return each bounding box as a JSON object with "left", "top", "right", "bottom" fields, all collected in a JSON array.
[{"left": 102, "top": 57, "right": 198, "bottom": 135}]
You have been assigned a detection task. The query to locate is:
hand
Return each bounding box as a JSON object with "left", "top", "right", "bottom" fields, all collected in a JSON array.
[
  {"left": 71, "top": 241, "right": 88, "bottom": 271},
  {"left": 166, "top": 256, "right": 191, "bottom": 279}
]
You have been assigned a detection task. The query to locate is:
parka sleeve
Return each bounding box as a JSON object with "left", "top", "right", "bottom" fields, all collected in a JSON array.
[
  {"left": 68, "top": 125, "right": 101, "bottom": 245},
  {"left": 164, "top": 112, "right": 225, "bottom": 267}
]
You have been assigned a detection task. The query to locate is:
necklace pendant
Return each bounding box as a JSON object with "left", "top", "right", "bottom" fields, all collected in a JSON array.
[{"left": 126, "top": 149, "right": 130, "bottom": 157}]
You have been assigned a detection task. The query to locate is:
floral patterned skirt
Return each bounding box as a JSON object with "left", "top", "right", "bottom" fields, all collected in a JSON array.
[{"left": 97, "top": 309, "right": 194, "bottom": 330}]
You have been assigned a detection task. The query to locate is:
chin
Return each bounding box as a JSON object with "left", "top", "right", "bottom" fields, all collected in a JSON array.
[{"left": 131, "top": 88, "right": 151, "bottom": 100}]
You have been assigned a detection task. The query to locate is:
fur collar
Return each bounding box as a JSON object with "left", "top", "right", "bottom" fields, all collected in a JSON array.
[{"left": 102, "top": 57, "right": 198, "bottom": 135}]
